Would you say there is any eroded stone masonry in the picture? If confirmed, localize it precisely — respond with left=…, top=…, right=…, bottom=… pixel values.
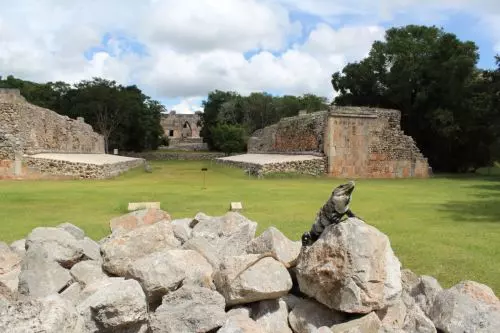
left=0, top=89, right=142, bottom=179
left=160, top=110, right=207, bottom=151
left=247, top=106, right=430, bottom=178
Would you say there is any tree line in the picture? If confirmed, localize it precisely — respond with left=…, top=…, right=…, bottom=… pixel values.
left=0, top=76, right=165, bottom=153
left=331, top=25, right=500, bottom=173
left=199, top=91, right=329, bottom=153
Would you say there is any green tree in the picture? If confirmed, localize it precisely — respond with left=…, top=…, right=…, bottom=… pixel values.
left=211, top=124, right=247, bottom=155
left=331, top=25, right=485, bottom=172
left=199, top=90, right=241, bottom=149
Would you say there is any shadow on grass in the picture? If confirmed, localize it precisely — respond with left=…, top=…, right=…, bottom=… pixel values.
left=436, top=181, right=500, bottom=223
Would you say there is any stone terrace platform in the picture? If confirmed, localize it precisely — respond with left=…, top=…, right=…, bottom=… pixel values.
left=22, top=153, right=145, bottom=179
left=215, top=153, right=325, bottom=177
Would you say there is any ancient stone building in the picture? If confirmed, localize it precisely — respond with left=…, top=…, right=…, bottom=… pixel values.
left=160, top=111, right=202, bottom=139
left=246, top=106, right=430, bottom=178
left=0, top=89, right=143, bottom=179
left=160, top=111, right=207, bottom=150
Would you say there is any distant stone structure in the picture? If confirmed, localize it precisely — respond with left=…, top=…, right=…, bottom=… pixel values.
left=160, top=111, right=207, bottom=151
left=244, top=106, right=429, bottom=178
left=0, top=89, right=143, bottom=179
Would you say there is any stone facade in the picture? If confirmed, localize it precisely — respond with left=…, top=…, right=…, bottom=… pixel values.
left=247, top=106, right=429, bottom=178
left=161, top=111, right=202, bottom=139
left=0, top=89, right=104, bottom=160
left=160, top=111, right=207, bottom=150
left=0, top=89, right=143, bottom=180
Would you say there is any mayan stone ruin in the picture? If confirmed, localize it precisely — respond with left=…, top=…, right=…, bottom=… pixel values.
left=0, top=89, right=143, bottom=179
left=160, top=110, right=207, bottom=151
left=220, top=106, right=430, bottom=178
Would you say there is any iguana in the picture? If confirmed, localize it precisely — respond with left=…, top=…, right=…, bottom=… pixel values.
left=301, top=180, right=357, bottom=246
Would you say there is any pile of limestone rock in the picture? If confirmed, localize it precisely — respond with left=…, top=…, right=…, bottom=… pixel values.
left=0, top=208, right=499, bottom=333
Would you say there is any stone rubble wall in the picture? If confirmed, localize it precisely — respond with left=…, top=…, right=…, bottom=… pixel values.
left=23, top=156, right=145, bottom=180
left=0, top=90, right=23, bottom=160
left=247, top=111, right=327, bottom=154
left=1, top=208, right=498, bottom=332
left=0, top=89, right=104, bottom=156
left=21, top=104, right=104, bottom=155
left=216, top=157, right=326, bottom=177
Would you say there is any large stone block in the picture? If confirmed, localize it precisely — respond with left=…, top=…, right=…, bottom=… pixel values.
left=296, top=218, right=402, bottom=313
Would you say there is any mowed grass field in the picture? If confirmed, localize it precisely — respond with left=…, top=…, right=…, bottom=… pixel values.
left=1, top=160, right=499, bottom=293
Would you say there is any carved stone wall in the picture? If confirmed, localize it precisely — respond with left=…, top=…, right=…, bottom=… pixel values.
left=246, top=106, right=429, bottom=178
left=160, top=111, right=202, bottom=139
left=325, top=107, right=429, bottom=178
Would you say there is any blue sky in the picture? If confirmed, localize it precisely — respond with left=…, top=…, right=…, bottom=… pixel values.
left=1, top=0, right=499, bottom=113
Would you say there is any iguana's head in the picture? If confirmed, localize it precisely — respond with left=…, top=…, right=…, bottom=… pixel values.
left=331, top=180, right=355, bottom=214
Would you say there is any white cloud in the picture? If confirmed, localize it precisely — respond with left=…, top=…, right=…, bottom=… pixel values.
left=0, top=0, right=499, bottom=114
left=167, top=97, right=205, bottom=114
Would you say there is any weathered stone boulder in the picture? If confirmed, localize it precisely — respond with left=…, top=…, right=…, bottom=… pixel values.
left=218, top=308, right=266, bottom=333
left=0, top=265, right=20, bottom=294
left=109, top=207, right=171, bottom=234
left=0, top=294, right=82, bottom=333
left=149, top=285, right=226, bottom=333
left=182, top=236, right=221, bottom=269
left=409, top=275, right=443, bottom=317
left=246, top=226, right=301, bottom=267
left=57, top=222, right=85, bottom=240
left=81, top=237, right=101, bottom=261
left=77, top=278, right=148, bottom=332
left=9, top=239, right=26, bottom=257
left=78, top=277, right=125, bottom=302
left=0, top=281, right=15, bottom=306
left=70, top=260, right=108, bottom=288
left=127, top=249, right=214, bottom=306
left=191, top=211, right=257, bottom=258
left=215, top=254, right=292, bottom=306
left=0, top=242, right=22, bottom=275
left=25, top=227, right=84, bottom=268
left=330, top=312, right=381, bottom=333
left=18, top=244, right=72, bottom=298
left=101, top=221, right=180, bottom=276
left=376, top=298, right=407, bottom=331
left=248, top=298, right=292, bottom=333
left=429, top=280, right=500, bottom=333
left=283, top=294, right=303, bottom=312
left=0, top=243, right=22, bottom=294
left=60, top=282, right=82, bottom=304
left=403, top=300, right=436, bottom=333
left=288, top=298, right=346, bottom=333
left=171, top=218, right=193, bottom=243
left=296, top=218, right=402, bottom=313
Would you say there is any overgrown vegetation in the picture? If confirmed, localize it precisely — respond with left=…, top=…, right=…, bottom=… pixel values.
left=199, top=91, right=329, bottom=150
left=331, top=25, right=500, bottom=173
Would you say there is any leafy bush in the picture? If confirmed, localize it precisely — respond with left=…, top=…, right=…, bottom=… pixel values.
left=211, top=124, right=247, bottom=155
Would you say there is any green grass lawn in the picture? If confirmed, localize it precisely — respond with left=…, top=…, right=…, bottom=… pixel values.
left=1, top=160, right=499, bottom=293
